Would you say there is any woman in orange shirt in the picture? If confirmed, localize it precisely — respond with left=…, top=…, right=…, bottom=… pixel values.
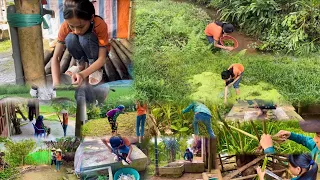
left=55, top=149, right=62, bottom=171
left=136, top=101, right=147, bottom=143
left=51, top=0, right=109, bottom=87
left=204, top=21, right=235, bottom=51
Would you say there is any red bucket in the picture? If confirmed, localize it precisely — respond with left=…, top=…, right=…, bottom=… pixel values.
left=219, top=35, right=239, bottom=49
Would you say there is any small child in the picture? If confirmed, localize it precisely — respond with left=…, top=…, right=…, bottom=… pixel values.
left=55, top=149, right=62, bottom=172
left=106, top=105, right=126, bottom=134
left=184, top=148, right=193, bottom=162
left=51, top=148, right=56, bottom=165
left=136, top=101, right=148, bottom=143
left=60, top=110, right=68, bottom=137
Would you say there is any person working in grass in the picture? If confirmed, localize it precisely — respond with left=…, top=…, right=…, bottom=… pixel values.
left=106, top=105, right=126, bottom=135
left=184, top=148, right=193, bottom=162
left=221, top=63, right=244, bottom=104
left=101, top=135, right=133, bottom=164
left=256, top=153, right=318, bottom=180
left=259, top=120, right=320, bottom=163
left=204, top=21, right=235, bottom=51
left=182, top=101, right=215, bottom=138
left=51, top=0, right=110, bottom=87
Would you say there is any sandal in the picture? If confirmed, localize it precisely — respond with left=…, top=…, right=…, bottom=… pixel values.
left=65, top=66, right=81, bottom=77
left=89, top=69, right=103, bottom=85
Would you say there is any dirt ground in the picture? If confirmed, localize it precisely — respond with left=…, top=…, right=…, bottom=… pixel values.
left=18, top=164, right=78, bottom=180
left=148, top=173, right=203, bottom=180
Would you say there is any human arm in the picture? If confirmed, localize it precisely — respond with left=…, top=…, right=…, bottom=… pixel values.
left=126, top=145, right=133, bottom=163
left=288, top=132, right=316, bottom=151
left=182, top=103, right=194, bottom=114
left=72, top=47, right=107, bottom=86
left=184, top=153, right=187, bottom=160
left=224, top=86, right=229, bottom=104
left=213, top=40, right=234, bottom=51
left=101, top=138, right=112, bottom=152
left=51, top=42, right=66, bottom=87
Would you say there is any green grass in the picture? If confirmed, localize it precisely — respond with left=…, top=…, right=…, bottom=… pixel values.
left=82, top=112, right=140, bottom=137
left=24, top=150, right=50, bottom=165
left=0, top=40, right=12, bottom=53
left=134, top=0, right=320, bottom=106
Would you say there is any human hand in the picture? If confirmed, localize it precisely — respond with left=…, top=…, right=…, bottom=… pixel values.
left=260, top=134, right=273, bottom=150
left=126, top=157, right=132, bottom=164
left=274, top=130, right=291, bottom=142
left=256, top=166, right=266, bottom=180
left=225, top=46, right=234, bottom=51
left=72, top=73, right=84, bottom=86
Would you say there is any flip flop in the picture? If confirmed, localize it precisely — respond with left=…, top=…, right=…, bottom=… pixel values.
left=65, top=66, right=81, bottom=77
left=89, top=69, right=103, bottom=85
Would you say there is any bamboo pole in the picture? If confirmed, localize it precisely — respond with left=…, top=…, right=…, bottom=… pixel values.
left=104, top=56, right=120, bottom=81
left=109, top=47, right=129, bottom=79
left=14, top=0, right=46, bottom=87
left=114, top=39, right=133, bottom=60
left=59, top=49, right=72, bottom=73
left=223, top=155, right=265, bottom=180
left=128, top=0, right=133, bottom=39
left=110, top=39, right=131, bottom=68
left=45, top=58, right=52, bottom=74
left=119, top=39, right=133, bottom=53
left=44, top=48, right=54, bottom=65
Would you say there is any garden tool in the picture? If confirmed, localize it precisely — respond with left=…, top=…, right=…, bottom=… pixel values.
left=112, top=149, right=131, bottom=166
left=264, top=169, right=283, bottom=180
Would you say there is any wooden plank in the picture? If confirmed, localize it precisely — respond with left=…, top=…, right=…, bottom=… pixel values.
left=223, top=155, right=265, bottom=180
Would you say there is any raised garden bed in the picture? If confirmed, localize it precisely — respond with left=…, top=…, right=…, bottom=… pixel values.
left=158, top=163, right=184, bottom=178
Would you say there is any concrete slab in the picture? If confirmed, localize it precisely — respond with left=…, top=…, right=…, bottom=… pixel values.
left=225, top=100, right=303, bottom=122
left=74, top=137, right=148, bottom=175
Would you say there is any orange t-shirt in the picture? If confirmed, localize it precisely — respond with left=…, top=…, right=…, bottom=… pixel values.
left=122, top=137, right=131, bottom=146
left=204, top=23, right=223, bottom=41
left=137, top=103, right=147, bottom=116
left=63, top=114, right=68, bottom=125
left=229, top=64, right=244, bottom=77
left=57, top=16, right=109, bottom=47
left=56, top=153, right=62, bottom=161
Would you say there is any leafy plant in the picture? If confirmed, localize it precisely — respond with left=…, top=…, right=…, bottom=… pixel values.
left=4, top=139, right=36, bottom=166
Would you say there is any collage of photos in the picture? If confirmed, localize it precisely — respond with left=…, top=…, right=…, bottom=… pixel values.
left=0, top=0, right=320, bottom=180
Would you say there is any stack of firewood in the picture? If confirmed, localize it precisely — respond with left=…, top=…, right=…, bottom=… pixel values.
left=44, top=38, right=133, bottom=82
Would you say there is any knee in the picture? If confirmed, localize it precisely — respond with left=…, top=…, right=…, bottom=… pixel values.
left=65, top=33, right=79, bottom=49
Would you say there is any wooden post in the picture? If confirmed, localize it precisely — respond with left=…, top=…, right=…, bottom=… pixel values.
left=211, top=137, right=217, bottom=170
left=14, top=0, right=46, bottom=87
left=208, top=137, right=212, bottom=172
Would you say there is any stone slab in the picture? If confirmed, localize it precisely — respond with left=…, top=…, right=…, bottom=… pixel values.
left=74, top=137, right=147, bottom=175
left=225, top=100, right=303, bottom=122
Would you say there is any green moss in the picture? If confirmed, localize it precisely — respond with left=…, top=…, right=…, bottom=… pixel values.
left=189, top=72, right=286, bottom=105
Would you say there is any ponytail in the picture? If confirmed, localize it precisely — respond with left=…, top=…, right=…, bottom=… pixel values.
left=288, top=154, right=318, bottom=180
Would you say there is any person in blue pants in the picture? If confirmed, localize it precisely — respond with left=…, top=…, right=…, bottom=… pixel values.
left=182, top=101, right=215, bottom=139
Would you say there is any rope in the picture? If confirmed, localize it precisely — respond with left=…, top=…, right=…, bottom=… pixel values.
left=7, top=4, right=49, bottom=29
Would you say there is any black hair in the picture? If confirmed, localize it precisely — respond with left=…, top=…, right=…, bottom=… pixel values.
left=222, top=23, right=234, bottom=33
left=288, top=154, right=318, bottom=180
left=186, top=148, right=190, bottom=151
left=221, top=70, right=232, bottom=80
left=63, top=0, right=95, bottom=20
